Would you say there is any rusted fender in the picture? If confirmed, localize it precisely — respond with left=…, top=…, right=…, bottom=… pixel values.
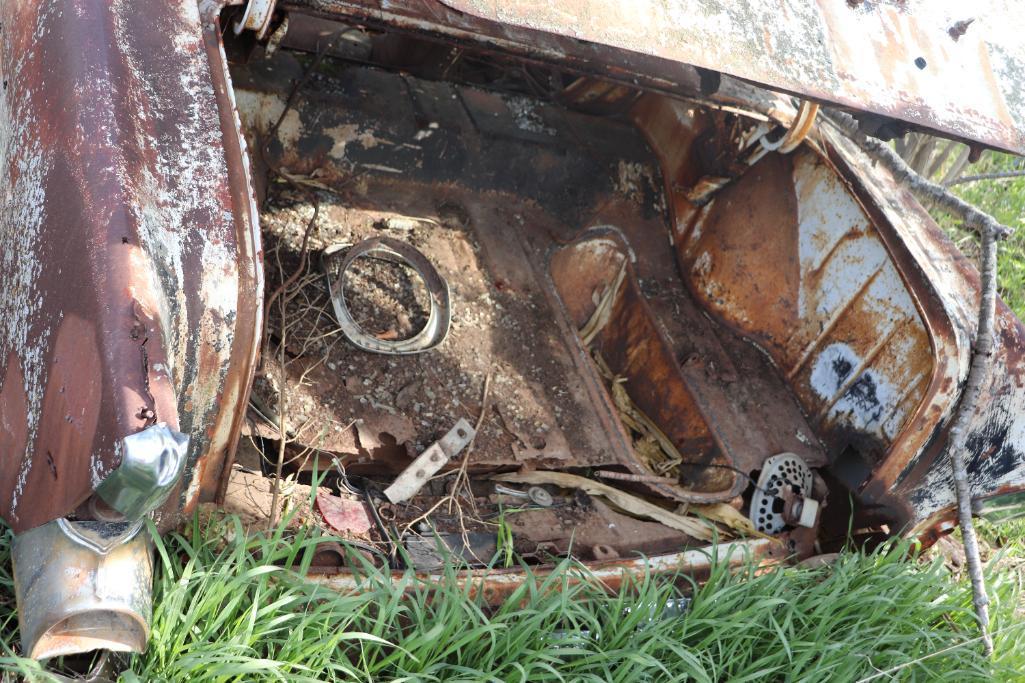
left=0, top=0, right=261, bottom=532
left=822, top=129, right=1025, bottom=533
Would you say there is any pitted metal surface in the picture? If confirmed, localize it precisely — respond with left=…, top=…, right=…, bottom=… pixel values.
left=0, top=0, right=261, bottom=532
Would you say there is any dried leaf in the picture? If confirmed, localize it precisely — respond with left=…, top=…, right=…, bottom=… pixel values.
left=688, top=503, right=772, bottom=540
left=494, top=470, right=717, bottom=541
left=594, top=353, right=683, bottom=473
left=579, top=260, right=627, bottom=346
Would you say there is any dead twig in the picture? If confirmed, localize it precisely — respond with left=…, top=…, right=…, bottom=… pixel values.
left=945, top=228, right=998, bottom=656
left=947, top=169, right=1025, bottom=187
left=447, top=368, right=493, bottom=516
left=257, top=29, right=354, bottom=373
left=268, top=286, right=289, bottom=530
left=262, top=198, right=320, bottom=365
left=397, top=370, right=493, bottom=556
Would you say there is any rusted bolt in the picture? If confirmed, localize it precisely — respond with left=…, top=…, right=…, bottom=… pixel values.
left=948, top=18, right=974, bottom=41
left=528, top=487, right=553, bottom=507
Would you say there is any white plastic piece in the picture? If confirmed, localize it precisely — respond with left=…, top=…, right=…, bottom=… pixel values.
left=797, top=497, right=819, bottom=528
left=383, top=419, right=475, bottom=503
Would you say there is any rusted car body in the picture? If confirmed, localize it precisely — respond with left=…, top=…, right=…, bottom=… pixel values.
left=1, top=0, right=1023, bottom=662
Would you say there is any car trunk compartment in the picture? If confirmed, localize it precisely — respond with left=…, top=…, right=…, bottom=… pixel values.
left=227, top=27, right=936, bottom=572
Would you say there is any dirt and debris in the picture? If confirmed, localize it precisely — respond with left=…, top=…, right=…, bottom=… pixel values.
left=212, top=468, right=334, bottom=536
left=337, top=251, right=431, bottom=341
left=226, top=44, right=844, bottom=576
left=252, top=185, right=599, bottom=471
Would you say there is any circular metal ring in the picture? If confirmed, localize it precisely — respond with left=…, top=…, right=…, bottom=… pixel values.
left=234, top=0, right=276, bottom=38
left=322, top=237, right=451, bottom=355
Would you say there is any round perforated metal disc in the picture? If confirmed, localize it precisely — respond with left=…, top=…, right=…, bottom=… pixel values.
left=750, top=453, right=813, bottom=535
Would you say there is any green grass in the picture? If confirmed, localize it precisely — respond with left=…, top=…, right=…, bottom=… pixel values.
left=0, top=515, right=1020, bottom=682
left=932, top=152, right=1025, bottom=317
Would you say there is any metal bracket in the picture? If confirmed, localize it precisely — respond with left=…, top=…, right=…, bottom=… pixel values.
left=383, top=419, right=475, bottom=503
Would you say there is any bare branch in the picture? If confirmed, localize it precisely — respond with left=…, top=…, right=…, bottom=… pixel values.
left=823, top=111, right=1013, bottom=240
left=946, top=228, right=998, bottom=656
left=947, top=169, right=1025, bottom=187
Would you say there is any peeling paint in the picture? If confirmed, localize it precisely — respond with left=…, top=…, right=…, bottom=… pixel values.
left=0, top=0, right=261, bottom=532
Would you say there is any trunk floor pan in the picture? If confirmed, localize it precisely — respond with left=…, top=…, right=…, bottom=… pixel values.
left=235, top=51, right=825, bottom=486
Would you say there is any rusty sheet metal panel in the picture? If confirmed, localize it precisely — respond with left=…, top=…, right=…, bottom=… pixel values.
left=0, top=0, right=261, bottom=532
left=909, top=305, right=1025, bottom=530
left=675, top=148, right=936, bottom=470
left=822, top=130, right=1025, bottom=531
left=440, top=0, right=1025, bottom=154
left=310, top=538, right=784, bottom=604
left=629, top=97, right=967, bottom=529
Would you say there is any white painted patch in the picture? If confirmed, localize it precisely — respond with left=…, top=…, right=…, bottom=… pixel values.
left=793, top=154, right=886, bottom=319
left=0, top=3, right=63, bottom=518
left=693, top=251, right=712, bottom=278
left=810, top=341, right=899, bottom=441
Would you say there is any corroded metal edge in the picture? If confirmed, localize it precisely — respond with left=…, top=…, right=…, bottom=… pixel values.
left=309, top=538, right=785, bottom=604
left=13, top=519, right=153, bottom=660
left=824, top=128, right=1025, bottom=534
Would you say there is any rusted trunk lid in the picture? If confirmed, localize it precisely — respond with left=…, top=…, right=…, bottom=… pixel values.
left=439, top=0, right=1025, bottom=154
